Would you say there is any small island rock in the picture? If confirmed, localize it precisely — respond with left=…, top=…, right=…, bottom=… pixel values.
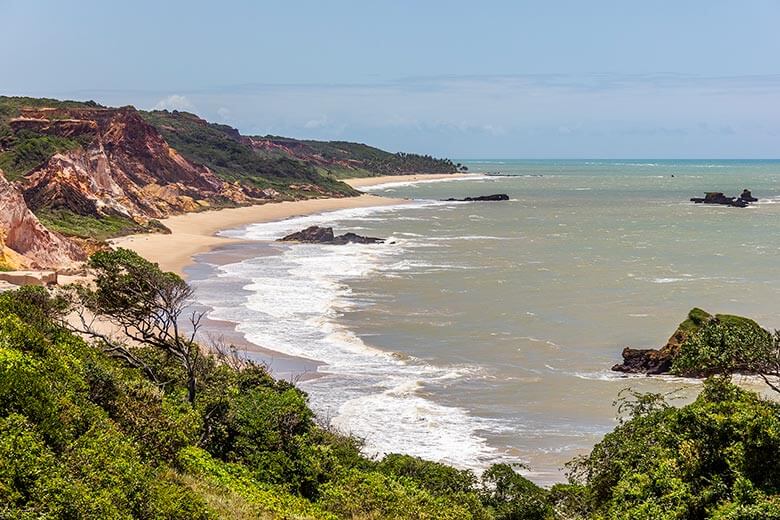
left=444, top=194, right=510, bottom=202
left=279, top=226, right=384, bottom=245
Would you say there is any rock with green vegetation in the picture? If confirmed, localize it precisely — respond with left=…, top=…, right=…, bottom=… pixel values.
left=612, top=308, right=771, bottom=377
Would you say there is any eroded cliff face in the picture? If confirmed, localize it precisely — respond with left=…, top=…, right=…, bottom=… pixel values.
left=15, top=107, right=254, bottom=220
left=0, top=169, right=85, bottom=270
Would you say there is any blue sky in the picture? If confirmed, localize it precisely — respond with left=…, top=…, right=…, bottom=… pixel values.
left=2, top=0, right=780, bottom=158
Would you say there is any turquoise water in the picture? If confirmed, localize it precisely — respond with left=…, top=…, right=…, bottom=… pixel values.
left=193, top=159, right=780, bottom=485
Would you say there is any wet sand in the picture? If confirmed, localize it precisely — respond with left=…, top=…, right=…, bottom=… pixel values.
left=112, top=193, right=406, bottom=274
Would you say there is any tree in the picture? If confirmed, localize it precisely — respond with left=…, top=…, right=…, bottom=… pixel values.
left=672, top=317, right=780, bottom=393
left=67, top=248, right=204, bottom=403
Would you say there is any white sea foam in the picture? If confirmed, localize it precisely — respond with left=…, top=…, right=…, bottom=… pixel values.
left=193, top=202, right=500, bottom=470
left=358, top=174, right=491, bottom=192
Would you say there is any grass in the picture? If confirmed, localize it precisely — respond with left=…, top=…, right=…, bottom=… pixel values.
left=0, top=133, right=86, bottom=181
left=35, top=209, right=169, bottom=241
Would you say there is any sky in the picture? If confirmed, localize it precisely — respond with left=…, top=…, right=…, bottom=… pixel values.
left=2, top=0, right=780, bottom=158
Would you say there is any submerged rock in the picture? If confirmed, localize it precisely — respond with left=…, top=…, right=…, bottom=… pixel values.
left=279, top=226, right=384, bottom=244
left=444, top=194, right=510, bottom=202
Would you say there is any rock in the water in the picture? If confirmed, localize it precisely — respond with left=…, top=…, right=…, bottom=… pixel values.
left=330, top=232, right=384, bottom=245
left=690, top=191, right=753, bottom=207
left=740, top=189, right=758, bottom=203
left=444, top=194, right=510, bottom=202
left=612, top=308, right=712, bottom=374
left=612, top=347, right=675, bottom=375
left=279, top=226, right=384, bottom=244
left=279, top=226, right=335, bottom=243
left=611, top=308, right=768, bottom=376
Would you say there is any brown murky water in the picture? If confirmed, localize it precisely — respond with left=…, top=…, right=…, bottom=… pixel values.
left=191, top=160, right=780, bottom=485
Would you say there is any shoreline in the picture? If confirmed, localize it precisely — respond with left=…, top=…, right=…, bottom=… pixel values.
left=345, top=172, right=474, bottom=188
left=113, top=173, right=476, bottom=275
left=110, top=173, right=472, bottom=377
left=113, top=193, right=406, bottom=275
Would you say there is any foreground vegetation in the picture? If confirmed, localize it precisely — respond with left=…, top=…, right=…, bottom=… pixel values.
left=1, top=250, right=779, bottom=518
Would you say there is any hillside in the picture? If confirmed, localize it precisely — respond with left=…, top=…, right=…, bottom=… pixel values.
left=246, top=135, right=464, bottom=178
left=140, top=110, right=359, bottom=196
left=0, top=96, right=460, bottom=267
left=142, top=109, right=460, bottom=181
left=2, top=253, right=780, bottom=519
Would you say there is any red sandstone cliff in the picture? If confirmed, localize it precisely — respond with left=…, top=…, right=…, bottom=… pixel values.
left=0, top=169, right=85, bottom=270
left=15, top=107, right=254, bottom=221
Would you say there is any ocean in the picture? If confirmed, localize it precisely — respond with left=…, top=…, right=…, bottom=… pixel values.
left=187, top=159, right=780, bottom=485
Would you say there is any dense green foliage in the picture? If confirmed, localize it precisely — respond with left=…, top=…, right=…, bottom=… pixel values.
left=565, top=379, right=780, bottom=519
left=2, top=251, right=779, bottom=518
left=672, top=312, right=773, bottom=376
left=36, top=209, right=169, bottom=240
left=0, top=256, right=550, bottom=519
left=257, top=136, right=459, bottom=178
left=141, top=110, right=358, bottom=197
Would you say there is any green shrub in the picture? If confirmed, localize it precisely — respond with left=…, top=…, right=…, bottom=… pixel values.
left=672, top=315, right=773, bottom=376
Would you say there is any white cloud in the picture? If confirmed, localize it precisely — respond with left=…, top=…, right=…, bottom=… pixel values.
left=153, top=94, right=195, bottom=111
left=304, top=116, right=328, bottom=129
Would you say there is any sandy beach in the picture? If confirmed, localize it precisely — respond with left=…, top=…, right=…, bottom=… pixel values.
left=108, top=173, right=469, bottom=376
left=113, top=193, right=405, bottom=274
left=113, top=173, right=472, bottom=275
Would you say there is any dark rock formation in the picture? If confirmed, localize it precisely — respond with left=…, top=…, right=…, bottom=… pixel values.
left=279, top=226, right=384, bottom=245
left=444, top=194, right=510, bottom=202
left=330, top=232, right=385, bottom=245
left=613, top=308, right=713, bottom=375
left=740, top=189, right=758, bottom=203
left=612, top=308, right=767, bottom=376
left=690, top=191, right=756, bottom=208
left=613, top=347, right=675, bottom=375
left=279, top=226, right=335, bottom=243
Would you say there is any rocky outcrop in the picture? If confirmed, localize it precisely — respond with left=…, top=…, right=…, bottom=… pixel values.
left=17, top=107, right=254, bottom=221
left=690, top=190, right=758, bottom=208
left=0, top=169, right=84, bottom=269
left=278, top=226, right=384, bottom=244
left=444, top=194, right=510, bottom=202
left=612, top=308, right=712, bottom=375
left=740, top=189, right=758, bottom=203
left=612, top=308, right=767, bottom=376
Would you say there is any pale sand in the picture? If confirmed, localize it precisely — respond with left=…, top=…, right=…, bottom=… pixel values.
left=344, top=172, right=474, bottom=188
left=112, top=193, right=407, bottom=275
left=87, top=174, right=472, bottom=376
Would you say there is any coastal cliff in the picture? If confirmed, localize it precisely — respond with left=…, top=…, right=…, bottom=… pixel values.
left=16, top=106, right=254, bottom=220
left=0, top=168, right=84, bottom=269
left=0, top=96, right=458, bottom=270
